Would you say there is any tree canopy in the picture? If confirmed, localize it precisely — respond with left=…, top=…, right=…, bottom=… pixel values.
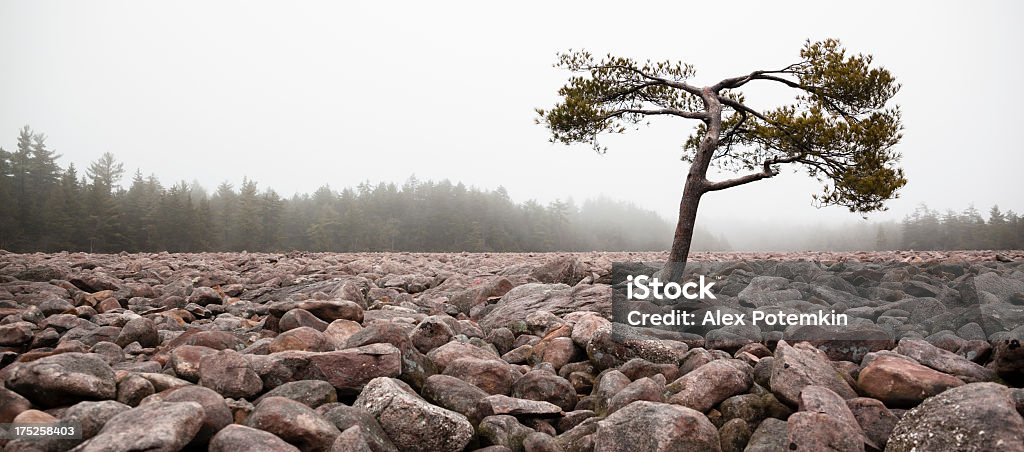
left=538, top=39, right=908, bottom=268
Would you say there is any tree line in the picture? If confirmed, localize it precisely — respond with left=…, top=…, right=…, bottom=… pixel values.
left=1, top=126, right=1020, bottom=253
left=1, top=126, right=702, bottom=253
left=899, top=204, right=1024, bottom=251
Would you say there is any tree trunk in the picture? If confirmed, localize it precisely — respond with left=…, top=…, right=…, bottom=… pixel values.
left=665, top=176, right=704, bottom=281
left=664, top=87, right=722, bottom=282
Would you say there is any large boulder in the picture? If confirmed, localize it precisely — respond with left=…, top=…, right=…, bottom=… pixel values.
left=887, top=383, right=1024, bottom=451
left=592, top=401, right=721, bottom=452
left=857, top=354, right=964, bottom=408
left=353, top=377, right=474, bottom=452
left=895, top=338, right=996, bottom=382
left=5, top=352, right=117, bottom=407
left=199, top=349, right=264, bottom=399
left=73, top=401, right=205, bottom=452
left=480, top=284, right=610, bottom=331
left=786, top=385, right=867, bottom=452
left=667, top=359, right=752, bottom=413
left=209, top=424, right=300, bottom=452
left=246, top=396, right=341, bottom=451
left=770, top=341, right=856, bottom=407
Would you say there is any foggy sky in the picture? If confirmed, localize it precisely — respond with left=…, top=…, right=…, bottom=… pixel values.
left=1, top=1, right=1021, bottom=228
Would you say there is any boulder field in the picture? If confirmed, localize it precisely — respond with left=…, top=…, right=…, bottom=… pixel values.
left=0, top=250, right=1022, bottom=451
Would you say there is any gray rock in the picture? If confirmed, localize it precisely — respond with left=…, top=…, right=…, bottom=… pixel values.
left=209, top=424, right=300, bottom=452
left=142, top=385, right=233, bottom=446
left=199, top=349, right=264, bottom=399
left=887, top=382, right=1024, bottom=451
left=353, top=377, right=474, bottom=452
left=254, top=379, right=338, bottom=408
left=479, top=415, right=535, bottom=451
left=592, top=401, right=721, bottom=452
left=512, top=370, right=577, bottom=412
left=5, top=352, right=117, bottom=407
left=73, top=401, right=205, bottom=452
left=246, top=396, right=341, bottom=451
left=770, top=341, right=856, bottom=407
left=321, top=405, right=398, bottom=452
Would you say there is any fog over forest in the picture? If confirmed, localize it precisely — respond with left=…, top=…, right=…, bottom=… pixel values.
left=1, top=126, right=1020, bottom=253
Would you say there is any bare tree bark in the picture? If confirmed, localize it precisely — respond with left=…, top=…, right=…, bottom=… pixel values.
left=665, top=87, right=723, bottom=281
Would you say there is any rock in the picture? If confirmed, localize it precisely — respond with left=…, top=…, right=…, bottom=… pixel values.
left=306, top=343, right=403, bottom=394
left=847, top=397, right=898, bottom=450
left=718, top=392, right=792, bottom=426
left=570, top=313, right=610, bottom=348
left=246, top=396, right=341, bottom=451
left=477, top=394, right=563, bottom=417
left=74, top=401, right=205, bottom=452
left=895, top=338, right=995, bottom=382
left=586, top=324, right=688, bottom=370
left=254, top=379, right=338, bottom=408
left=479, top=415, right=536, bottom=451
left=267, top=299, right=364, bottom=323
left=993, top=337, right=1024, bottom=385
left=15, top=400, right=132, bottom=451
left=442, top=357, right=518, bottom=395
left=410, top=316, right=456, bottom=354
left=512, top=370, right=577, bottom=412
left=530, top=256, right=587, bottom=286
left=887, top=382, right=1024, bottom=451
left=719, top=418, right=751, bottom=452
left=427, top=341, right=501, bottom=371
left=523, top=432, right=563, bottom=452
left=738, top=276, right=802, bottom=307
left=0, top=321, right=34, bottom=346
left=442, top=276, right=514, bottom=315
left=115, top=373, right=155, bottom=406
left=535, top=336, right=580, bottom=371
left=786, top=411, right=865, bottom=452
left=344, top=322, right=436, bottom=389
left=745, top=418, right=788, bottom=452
left=269, top=326, right=331, bottom=353
left=142, top=385, right=233, bottom=446
left=169, top=345, right=218, bottom=382
left=421, top=374, right=490, bottom=423
left=593, top=401, right=721, bottom=452
left=321, top=404, right=398, bottom=452
left=5, top=352, right=117, bottom=407
left=279, top=308, right=330, bottom=332
left=606, top=377, right=664, bottom=414
left=667, top=359, right=752, bottom=413
left=857, top=354, right=964, bottom=407
left=0, top=387, right=32, bottom=423
left=480, top=284, right=609, bottom=331
left=787, top=385, right=867, bottom=451
left=784, top=323, right=893, bottom=362
left=332, top=426, right=376, bottom=452
left=209, top=424, right=300, bottom=452
left=13, top=408, right=57, bottom=423
left=959, top=272, right=1024, bottom=304
left=323, top=319, right=363, bottom=348
left=199, top=349, right=264, bottom=399
left=770, top=341, right=856, bottom=407
left=353, top=377, right=474, bottom=452
left=187, top=286, right=223, bottom=306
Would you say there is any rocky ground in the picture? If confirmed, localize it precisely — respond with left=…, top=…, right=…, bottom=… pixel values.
left=0, top=250, right=1023, bottom=452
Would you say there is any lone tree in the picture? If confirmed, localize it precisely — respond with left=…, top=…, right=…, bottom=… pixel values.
left=538, top=39, right=905, bottom=277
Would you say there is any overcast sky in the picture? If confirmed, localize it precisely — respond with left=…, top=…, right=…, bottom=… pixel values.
left=1, top=1, right=1021, bottom=227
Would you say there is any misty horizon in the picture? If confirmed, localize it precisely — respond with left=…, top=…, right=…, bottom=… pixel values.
left=2, top=1, right=1022, bottom=233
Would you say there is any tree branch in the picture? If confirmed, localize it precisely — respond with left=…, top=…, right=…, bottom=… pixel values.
left=703, top=154, right=804, bottom=192
left=584, top=64, right=703, bottom=96
left=600, top=108, right=707, bottom=121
